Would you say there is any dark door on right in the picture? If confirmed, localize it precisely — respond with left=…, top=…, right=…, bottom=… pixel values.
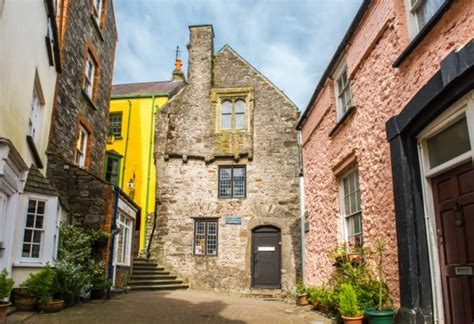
left=251, top=226, right=281, bottom=288
left=432, top=161, right=474, bottom=324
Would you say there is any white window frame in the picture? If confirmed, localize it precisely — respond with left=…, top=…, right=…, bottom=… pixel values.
left=339, top=168, right=363, bottom=247
left=15, top=194, right=60, bottom=266
left=84, top=54, right=96, bottom=99
left=92, top=0, right=103, bottom=26
left=75, top=125, right=88, bottom=168
left=28, top=75, right=45, bottom=145
left=114, top=212, right=132, bottom=266
left=416, top=92, right=474, bottom=324
left=404, top=0, right=446, bottom=39
left=333, top=60, right=353, bottom=122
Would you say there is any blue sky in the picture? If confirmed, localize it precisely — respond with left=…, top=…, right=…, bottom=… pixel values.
left=113, top=0, right=362, bottom=110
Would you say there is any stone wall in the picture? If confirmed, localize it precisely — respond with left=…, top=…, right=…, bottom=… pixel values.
left=152, top=25, right=301, bottom=293
left=48, top=0, right=117, bottom=178
left=301, top=0, right=473, bottom=306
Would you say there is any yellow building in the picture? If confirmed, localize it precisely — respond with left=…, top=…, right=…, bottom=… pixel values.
left=106, top=78, right=185, bottom=253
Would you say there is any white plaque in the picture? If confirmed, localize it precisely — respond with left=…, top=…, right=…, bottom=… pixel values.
left=258, top=246, right=275, bottom=252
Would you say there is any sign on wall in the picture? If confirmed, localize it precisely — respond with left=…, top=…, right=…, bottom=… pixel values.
left=225, top=216, right=241, bottom=225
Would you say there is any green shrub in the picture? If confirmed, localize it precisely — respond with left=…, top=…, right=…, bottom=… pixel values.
left=0, top=268, right=14, bottom=300
left=21, top=265, right=56, bottom=304
left=295, top=281, right=307, bottom=295
left=338, top=283, right=361, bottom=317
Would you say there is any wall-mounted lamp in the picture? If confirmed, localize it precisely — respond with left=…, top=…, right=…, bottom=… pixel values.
left=106, top=131, right=115, bottom=144
left=127, top=178, right=135, bottom=189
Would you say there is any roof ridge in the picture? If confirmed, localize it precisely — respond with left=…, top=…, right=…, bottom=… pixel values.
left=113, top=80, right=179, bottom=87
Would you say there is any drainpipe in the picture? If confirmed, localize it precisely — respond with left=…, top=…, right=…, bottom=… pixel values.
left=107, top=185, right=120, bottom=299
left=120, top=100, right=132, bottom=188
left=143, top=95, right=156, bottom=251
left=297, top=131, right=305, bottom=282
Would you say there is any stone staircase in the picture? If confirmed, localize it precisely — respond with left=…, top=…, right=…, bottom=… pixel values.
left=129, top=258, right=189, bottom=291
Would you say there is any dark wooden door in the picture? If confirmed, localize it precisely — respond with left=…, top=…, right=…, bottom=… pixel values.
left=432, top=161, right=474, bottom=324
left=251, top=227, right=281, bottom=288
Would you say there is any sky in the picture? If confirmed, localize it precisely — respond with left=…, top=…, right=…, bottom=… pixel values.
left=113, top=0, right=363, bottom=110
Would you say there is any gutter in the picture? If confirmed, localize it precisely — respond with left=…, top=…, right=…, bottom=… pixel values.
left=296, top=0, right=371, bottom=130
left=107, top=185, right=120, bottom=298
left=111, top=93, right=168, bottom=100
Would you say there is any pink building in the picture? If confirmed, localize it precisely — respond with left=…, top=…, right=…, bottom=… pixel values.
left=297, top=0, right=473, bottom=323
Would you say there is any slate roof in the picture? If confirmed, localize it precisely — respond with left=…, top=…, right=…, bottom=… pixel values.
left=24, top=166, right=58, bottom=196
left=112, top=80, right=185, bottom=97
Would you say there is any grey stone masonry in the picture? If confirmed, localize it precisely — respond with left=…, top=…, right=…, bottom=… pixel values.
left=152, top=25, right=301, bottom=294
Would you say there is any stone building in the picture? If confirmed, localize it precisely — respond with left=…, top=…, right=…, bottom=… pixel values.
left=297, top=0, right=473, bottom=322
left=0, top=0, right=61, bottom=284
left=151, top=25, right=302, bottom=293
left=46, top=0, right=138, bottom=288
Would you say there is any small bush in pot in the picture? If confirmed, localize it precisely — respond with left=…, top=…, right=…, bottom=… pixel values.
left=338, top=283, right=363, bottom=324
left=307, top=286, right=322, bottom=309
left=22, top=265, right=64, bottom=313
left=295, top=281, right=309, bottom=305
left=0, top=268, right=14, bottom=321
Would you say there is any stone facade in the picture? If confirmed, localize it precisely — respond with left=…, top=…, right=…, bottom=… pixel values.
left=48, top=0, right=117, bottom=177
left=152, top=25, right=301, bottom=293
left=298, top=0, right=473, bottom=321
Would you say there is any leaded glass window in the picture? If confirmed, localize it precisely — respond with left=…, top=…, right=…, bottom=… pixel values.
left=218, top=166, right=246, bottom=198
left=194, top=219, right=218, bottom=256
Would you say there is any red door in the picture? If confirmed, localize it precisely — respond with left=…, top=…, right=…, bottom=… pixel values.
left=432, top=161, right=474, bottom=324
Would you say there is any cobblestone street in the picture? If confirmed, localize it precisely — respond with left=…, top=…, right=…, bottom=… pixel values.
left=7, top=290, right=333, bottom=324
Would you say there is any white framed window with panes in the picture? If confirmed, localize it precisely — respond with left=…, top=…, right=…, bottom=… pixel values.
left=92, top=0, right=103, bottom=26
left=193, top=219, right=218, bottom=256
left=75, top=125, right=89, bottom=168
left=339, top=168, right=363, bottom=247
left=83, top=53, right=97, bottom=100
left=28, top=74, right=45, bottom=145
left=16, top=194, right=61, bottom=265
left=405, top=0, right=446, bottom=39
left=114, top=212, right=133, bottom=266
left=333, top=60, right=353, bottom=121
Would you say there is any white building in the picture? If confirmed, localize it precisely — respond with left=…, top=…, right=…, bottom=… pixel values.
left=0, top=0, right=62, bottom=284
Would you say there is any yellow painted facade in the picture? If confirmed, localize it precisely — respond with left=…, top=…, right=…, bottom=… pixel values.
left=106, top=94, right=169, bottom=252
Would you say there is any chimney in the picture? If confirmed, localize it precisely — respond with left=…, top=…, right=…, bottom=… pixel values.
left=187, top=25, right=214, bottom=87
left=172, top=46, right=185, bottom=81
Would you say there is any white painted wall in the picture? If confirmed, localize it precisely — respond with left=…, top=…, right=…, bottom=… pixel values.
left=0, top=0, right=57, bottom=168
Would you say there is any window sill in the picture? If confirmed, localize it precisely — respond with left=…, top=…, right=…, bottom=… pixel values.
left=329, top=106, right=356, bottom=137
left=13, top=261, right=51, bottom=268
left=393, top=0, right=453, bottom=67
left=26, top=135, right=44, bottom=169
left=90, top=14, right=104, bottom=42
left=82, top=89, right=99, bottom=110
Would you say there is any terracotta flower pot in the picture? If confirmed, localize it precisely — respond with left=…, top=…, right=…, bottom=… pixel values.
left=0, top=302, right=12, bottom=323
left=311, top=300, right=319, bottom=310
left=14, top=292, right=37, bottom=311
left=297, top=294, right=308, bottom=305
left=38, top=299, right=64, bottom=313
left=341, top=314, right=364, bottom=324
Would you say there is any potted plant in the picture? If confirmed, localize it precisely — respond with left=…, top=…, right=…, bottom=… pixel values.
left=295, top=281, right=309, bottom=305
left=90, top=279, right=111, bottom=300
left=318, top=287, right=337, bottom=314
left=364, top=240, right=394, bottom=323
left=0, top=268, right=14, bottom=321
left=22, top=265, right=64, bottom=313
left=338, top=283, right=364, bottom=324
left=307, top=286, right=321, bottom=310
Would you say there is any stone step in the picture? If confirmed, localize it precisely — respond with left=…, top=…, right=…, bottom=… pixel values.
left=132, top=264, right=164, bottom=270
left=129, top=284, right=189, bottom=291
left=128, top=279, right=183, bottom=286
left=131, top=273, right=177, bottom=279
left=131, top=270, right=170, bottom=275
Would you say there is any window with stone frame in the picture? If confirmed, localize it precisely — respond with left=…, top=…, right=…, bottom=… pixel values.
left=194, top=219, right=218, bottom=256
left=405, top=0, right=445, bottom=39
left=218, top=166, right=246, bottom=198
left=340, top=168, right=363, bottom=247
left=104, top=153, right=121, bottom=185
left=75, top=125, right=89, bottom=168
left=334, top=63, right=353, bottom=121
left=21, top=199, right=46, bottom=259
left=92, top=0, right=104, bottom=27
left=108, top=112, right=122, bottom=138
left=83, top=51, right=97, bottom=100
left=219, top=98, right=246, bottom=130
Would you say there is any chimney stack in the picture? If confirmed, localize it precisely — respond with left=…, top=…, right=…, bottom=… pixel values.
left=172, top=46, right=185, bottom=81
left=187, top=25, right=214, bottom=86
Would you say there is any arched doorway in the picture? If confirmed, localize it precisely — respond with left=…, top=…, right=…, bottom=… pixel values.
left=251, top=226, right=281, bottom=288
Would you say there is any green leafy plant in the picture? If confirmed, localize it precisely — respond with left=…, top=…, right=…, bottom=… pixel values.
left=21, top=265, right=56, bottom=304
left=295, top=281, right=307, bottom=295
left=338, top=283, right=362, bottom=317
left=374, top=239, right=392, bottom=311
left=0, top=268, right=14, bottom=301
